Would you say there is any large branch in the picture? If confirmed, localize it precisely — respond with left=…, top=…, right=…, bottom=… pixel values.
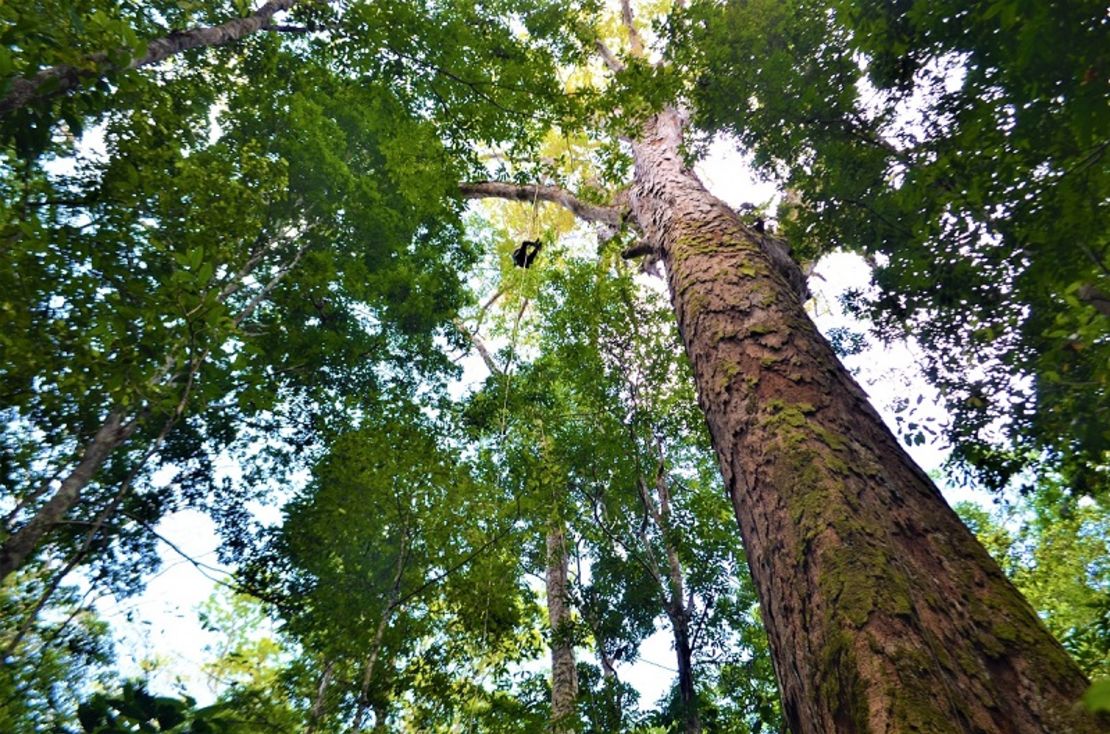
left=595, top=40, right=624, bottom=73
left=453, top=318, right=502, bottom=376
left=458, top=181, right=624, bottom=225
left=0, top=0, right=299, bottom=116
left=621, top=0, right=645, bottom=58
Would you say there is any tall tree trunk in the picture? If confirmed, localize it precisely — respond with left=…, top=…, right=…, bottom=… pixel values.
left=628, top=107, right=1099, bottom=733
left=546, top=522, right=578, bottom=733
left=349, top=604, right=392, bottom=732
left=350, top=532, right=407, bottom=733
left=0, top=410, right=135, bottom=582
left=582, top=599, right=624, bottom=729
left=0, top=0, right=299, bottom=116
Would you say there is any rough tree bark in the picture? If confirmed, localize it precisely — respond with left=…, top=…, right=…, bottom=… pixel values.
left=546, top=522, right=579, bottom=733
left=627, top=106, right=1100, bottom=734
left=0, top=0, right=299, bottom=116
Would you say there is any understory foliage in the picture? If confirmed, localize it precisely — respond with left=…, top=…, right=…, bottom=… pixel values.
left=0, top=0, right=1106, bottom=731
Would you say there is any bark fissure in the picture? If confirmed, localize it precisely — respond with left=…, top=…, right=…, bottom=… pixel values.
left=627, top=106, right=1098, bottom=734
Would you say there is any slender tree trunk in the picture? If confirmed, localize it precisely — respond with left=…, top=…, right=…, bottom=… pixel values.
left=0, top=0, right=299, bottom=116
left=597, top=644, right=623, bottom=728
left=628, top=107, right=1100, bottom=733
left=305, top=659, right=335, bottom=734
left=0, top=411, right=135, bottom=582
left=638, top=468, right=701, bottom=734
left=349, top=608, right=391, bottom=732
left=656, top=478, right=701, bottom=734
left=350, top=532, right=407, bottom=733
left=546, top=522, right=578, bottom=733
left=582, top=600, right=624, bottom=729
left=669, top=610, right=699, bottom=734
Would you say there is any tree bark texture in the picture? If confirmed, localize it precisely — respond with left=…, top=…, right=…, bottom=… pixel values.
left=546, top=523, right=579, bottom=733
left=0, top=410, right=134, bottom=583
left=0, top=0, right=298, bottom=116
left=629, top=108, right=1100, bottom=734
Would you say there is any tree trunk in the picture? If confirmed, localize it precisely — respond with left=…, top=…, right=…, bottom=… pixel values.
left=628, top=107, right=1099, bottom=733
left=640, top=468, right=701, bottom=734
left=349, top=613, right=390, bottom=732
left=0, top=410, right=135, bottom=582
left=546, top=523, right=578, bottom=732
left=350, top=532, right=407, bottom=733
left=667, top=600, right=699, bottom=734
left=0, top=0, right=299, bottom=116
left=657, top=496, right=700, bottom=734
left=305, top=659, right=335, bottom=734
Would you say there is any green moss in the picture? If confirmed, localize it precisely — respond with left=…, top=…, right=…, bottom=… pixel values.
left=993, top=619, right=1019, bottom=643
left=715, top=362, right=741, bottom=392
left=684, top=291, right=708, bottom=323
left=819, top=633, right=872, bottom=733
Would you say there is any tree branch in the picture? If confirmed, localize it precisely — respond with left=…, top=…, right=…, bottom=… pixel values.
left=453, top=318, right=502, bottom=376
left=621, top=0, right=645, bottom=58
left=620, top=242, right=656, bottom=259
left=0, top=0, right=299, bottom=116
left=459, top=181, right=624, bottom=225
left=595, top=40, right=624, bottom=73
left=263, top=23, right=313, bottom=34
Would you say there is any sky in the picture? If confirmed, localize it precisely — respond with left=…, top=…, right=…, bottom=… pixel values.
left=88, top=134, right=995, bottom=712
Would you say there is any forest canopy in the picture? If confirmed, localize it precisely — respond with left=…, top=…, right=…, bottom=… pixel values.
left=0, top=0, right=1106, bottom=732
